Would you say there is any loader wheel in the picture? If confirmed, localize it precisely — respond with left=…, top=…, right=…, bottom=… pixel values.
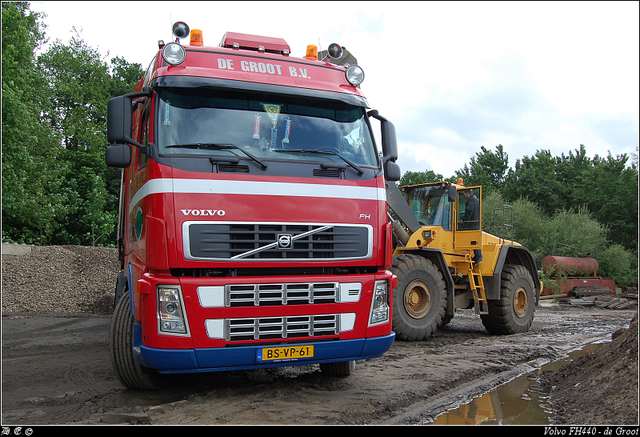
left=110, top=291, right=168, bottom=390
left=390, top=254, right=447, bottom=341
left=481, top=265, right=535, bottom=335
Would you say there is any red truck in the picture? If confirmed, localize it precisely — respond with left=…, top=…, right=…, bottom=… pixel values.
left=105, top=22, right=401, bottom=389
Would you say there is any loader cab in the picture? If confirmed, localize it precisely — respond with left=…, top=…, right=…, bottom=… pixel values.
left=400, top=181, right=483, bottom=255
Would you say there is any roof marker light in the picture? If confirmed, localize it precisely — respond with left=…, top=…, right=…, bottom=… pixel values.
left=305, top=45, right=318, bottom=60
left=190, top=29, right=203, bottom=46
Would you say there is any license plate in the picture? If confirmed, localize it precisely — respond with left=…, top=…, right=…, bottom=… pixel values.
left=257, top=345, right=314, bottom=362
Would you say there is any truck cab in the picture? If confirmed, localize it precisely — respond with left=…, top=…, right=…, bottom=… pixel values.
left=106, top=23, right=400, bottom=389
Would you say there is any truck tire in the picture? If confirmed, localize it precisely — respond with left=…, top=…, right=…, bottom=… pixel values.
left=113, top=270, right=127, bottom=309
left=109, top=291, right=167, bottom=390
left=320, top=360, right=355, bottom=376
left=481, top=265, right=535, bottom=335
left=390, top=254, right=447, bottom=341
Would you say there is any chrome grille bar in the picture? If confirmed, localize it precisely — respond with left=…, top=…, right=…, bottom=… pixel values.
left=226, top=314, right=339, bottom=341
left=227, top=282, right=339, bottom=306
left=183, top=222, right=372, bottom=261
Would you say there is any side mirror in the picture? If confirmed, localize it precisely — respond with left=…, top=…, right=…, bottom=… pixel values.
left=380, top=119, right=398, bottom=163
left=448, top=186, right=457, bottom=202
left=107, top=96, right=133, bottom=145
left=368, top=110, right=398, bottom=163
left=107, top=88, right=151, bottom=147
left=368, top=110, right=400, bottom=181
left=105, top=144, right=132, bottom=168
left=384, top=161, right=401, bottom=181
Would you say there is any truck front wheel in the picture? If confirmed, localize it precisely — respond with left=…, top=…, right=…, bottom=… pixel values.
left=109, top=292, right=167, bottom=390
left=481, top=265, right=535, bottom=335
left=390, top=254, right=447, bottom=341
left=320, top=360, right=355, bottom=376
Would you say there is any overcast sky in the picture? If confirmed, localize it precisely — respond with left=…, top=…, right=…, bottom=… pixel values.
left=30, top=1, right=639, bottom=178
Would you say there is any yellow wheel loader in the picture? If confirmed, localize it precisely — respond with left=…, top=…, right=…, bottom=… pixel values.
left=386, top=180, right=540, bottom=340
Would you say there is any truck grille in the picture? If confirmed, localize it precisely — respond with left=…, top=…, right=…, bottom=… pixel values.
left=226, top=314, right=339, bottom=341
left=228, top=282, right=338, bottom=306
left=184, top=223, right=371, bottom=261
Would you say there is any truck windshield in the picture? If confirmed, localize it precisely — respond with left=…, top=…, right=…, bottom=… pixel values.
left=155, top=87, right=378, bottom=167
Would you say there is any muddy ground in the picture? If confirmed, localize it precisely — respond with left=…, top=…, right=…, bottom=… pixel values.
left=1, top=246, right=638, bottom=426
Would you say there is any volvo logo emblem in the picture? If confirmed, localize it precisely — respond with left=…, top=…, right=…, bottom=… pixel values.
left=277, top=234, right=292, bottom=249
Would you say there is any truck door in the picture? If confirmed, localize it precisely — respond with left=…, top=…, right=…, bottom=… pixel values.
left=454, top=186, right=482, bottom=252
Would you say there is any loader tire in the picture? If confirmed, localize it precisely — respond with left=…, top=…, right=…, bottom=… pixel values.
left=110, top=291, right=168, bottom=390
left=390, top=254, right=447, bottom=341
left=481, top=265, right=535, bottom=335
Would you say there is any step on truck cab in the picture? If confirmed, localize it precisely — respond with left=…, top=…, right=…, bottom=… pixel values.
left=106, top=22, right=400, bottom=389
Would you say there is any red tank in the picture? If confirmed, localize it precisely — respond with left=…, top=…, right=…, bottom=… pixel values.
left=542, top=256, right=599, bottom=277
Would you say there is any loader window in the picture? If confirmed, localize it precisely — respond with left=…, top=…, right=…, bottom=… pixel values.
left=405, top=185, right=452, bottom=231
left=457, top=188, right=481, bottom=230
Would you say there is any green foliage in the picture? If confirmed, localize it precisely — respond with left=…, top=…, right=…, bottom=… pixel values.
left=455, top=145, right=509, bottom=194
left=398, top=169, right=444, bottom=187
left=2, top=2, right=143, bottom=246
left=2, top=2, right=67, bottom=244
left=481, top=191, right=635, bottom=285
left=503, top=144, right=638, bottom=253
left=482, top=192, right=548, bottom=262
left=546, top=208, right=609, bottom=260
left=598, top=245, right=638, bottom=286
left=584, top=153, right=638, bottom=252
left=503, top=149, right=566, bottom=214
left=38, top=30, right=110, bottom=151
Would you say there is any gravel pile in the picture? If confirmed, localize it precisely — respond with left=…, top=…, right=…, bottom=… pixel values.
left=2, top=245, right=119, bottom=315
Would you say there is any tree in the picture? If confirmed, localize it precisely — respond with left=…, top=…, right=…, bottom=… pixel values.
left=38, top=29, right=110, bottom=152
left=482, top=191, right=550, bottom=263
left=482, top=192, right=621, bottom=280
left=583, top=153, right=638, bottom=253
left=109, top=56, right=144, bottom=97
left=503, top=149, right=566, bottom=216
left=398, top=169, right=444, bottom=187
left=455, top=145, right=509, bottom=194
left=503, top=145, right=638, bottom=254
left=598, top=245, right=638, bottom=286
left=37, top=31, right=143, bottom=246
left=553, top=144, right=592, bottom=208
left=2, top=2, right=68, bottom=244
left=2, top=3, right=143, bottom=246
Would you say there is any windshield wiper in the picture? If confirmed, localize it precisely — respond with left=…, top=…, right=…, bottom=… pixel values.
left=274, top=149, right=364, bottom=175
left=166, top=143, right=267, bottom=170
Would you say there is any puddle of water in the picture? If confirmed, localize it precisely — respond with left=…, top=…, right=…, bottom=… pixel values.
left=429, top=343, right=604, bottom=425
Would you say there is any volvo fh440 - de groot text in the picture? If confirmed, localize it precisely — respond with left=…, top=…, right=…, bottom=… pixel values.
left=106, top=22, right=401, bottom=389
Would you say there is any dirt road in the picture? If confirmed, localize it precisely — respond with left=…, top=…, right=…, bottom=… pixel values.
left=2, top=305, right=635, bottom=425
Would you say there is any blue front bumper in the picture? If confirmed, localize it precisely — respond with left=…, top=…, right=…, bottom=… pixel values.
left=133, top=328, right=395, bottom=374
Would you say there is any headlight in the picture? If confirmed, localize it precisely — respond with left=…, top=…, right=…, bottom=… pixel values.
left=369, top=280, right=390, bottom=326
left=346, top=65, right=365, bottom=86
left=158, top=286, right=189, bottom=334
left=162, top=42, right=186, bottom=66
